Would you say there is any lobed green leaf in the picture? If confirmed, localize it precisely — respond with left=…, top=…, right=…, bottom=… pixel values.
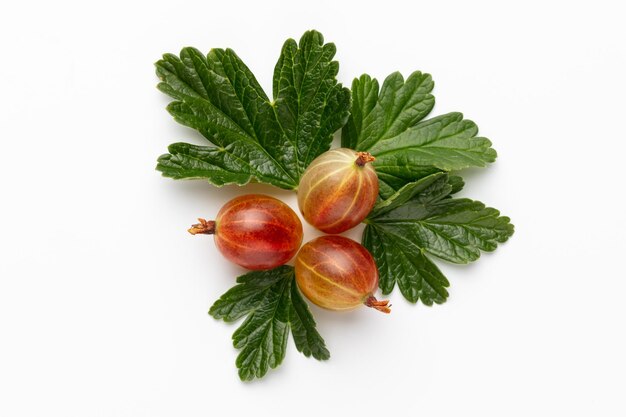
left=232, top=278, right=291, bottom=381
left=342, top=72, right=497, bottom=197
left=209, top=267, right=291, bottom=322
left=156, top=30, right=350, bottom=190
left=209, top=266, right=329, bottom=381
left=273, top=30, right=351, bottom=178
left=364, top=173, right=514, bottom=304
left=363, top=225, right=449, bottom=305
left=289, top=281, right=330, bottom=360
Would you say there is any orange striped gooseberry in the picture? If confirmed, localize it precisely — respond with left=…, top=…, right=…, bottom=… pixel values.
left=297, top=148, right=378, bottom=234
left=295, top=235, right=390, bottom=313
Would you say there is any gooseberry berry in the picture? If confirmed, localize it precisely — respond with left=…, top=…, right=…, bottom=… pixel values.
left=188, top=194, right=303, bottom=270
left=294, top=235, right=390, bottom=313
left=297, top=148, right=379, bottom=234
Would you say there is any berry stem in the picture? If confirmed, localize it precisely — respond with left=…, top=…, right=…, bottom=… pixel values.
left=364, top=295, right=391, bottom=314
left=355, top=152, right=376, bottom=167
left=188, top=218, right=216, bottom=235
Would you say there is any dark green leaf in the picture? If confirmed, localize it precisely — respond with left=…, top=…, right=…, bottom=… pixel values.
left=368, top=112, right=497, bottom=172
left=342, top=72, right=497, bottom=196
left=364, top=173, right=514, bottom=304
left=375, top=165, right=443, bottom=200
left=368, top=172, right=449, bottom=218
left=363, top=225, right=449, bottom=305
left=156, top=143, right=255, bottom=186
left=342, top=72, right=434, bottom=151
left=273, top=30, right=351, bottom=178
left=289, top=282, right=330, bottom=360
left=447, top=175, right=465, bottom=195
left=209, top=266, right=291, bottom=322
left=209, top=266, right=329, bottom=381
left=156, top=31, right=350, bottom=189
left=232, top=277, right=291, bottom=381
left=156, top=48, right=295, bottom=188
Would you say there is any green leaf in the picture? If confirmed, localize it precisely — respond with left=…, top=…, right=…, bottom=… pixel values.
left=342, top=72, right=435, bottom=151
left=209, top=266, right=289, bottom=322
left=363, top=226, right=449, bottom=305
left=363, top=173, right=514, bottom=304
left=368, top=112, right=497, bottom=171
left=209, top=266, right=329, bottom=381
left=273, top=30, right=351, bottom=178
left=342, top=72, right=496, bottom=197
left=289, top=280, right=330, bottom=361
left=375, top=165, right=443, bottom=200
left=447, top=175, right=465, bottom=195
left=156, top=142, right=255, bottom=186
left=231, top=283, right=290, bottom=381
left=368, top=172, right=449, bottom=218
left=156, top=30, right=350, bottom=189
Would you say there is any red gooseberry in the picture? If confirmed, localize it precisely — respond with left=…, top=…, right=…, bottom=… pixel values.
left=294, top=235, right=390, bottom=313
left=188, top=194, right=303, bottom=270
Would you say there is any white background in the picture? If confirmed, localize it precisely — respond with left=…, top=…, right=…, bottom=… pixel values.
left=1, top=0, right=625, bottom=415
